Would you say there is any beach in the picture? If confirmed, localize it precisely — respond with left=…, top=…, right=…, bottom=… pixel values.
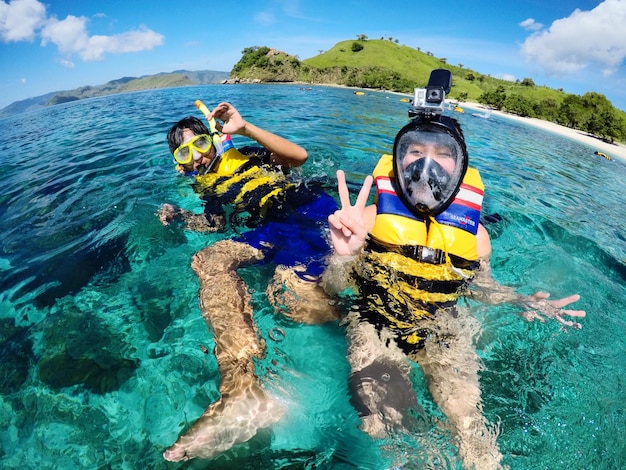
left=307, top=84, right=626, bottom=163
left=454, top=100, right=626, bottom=163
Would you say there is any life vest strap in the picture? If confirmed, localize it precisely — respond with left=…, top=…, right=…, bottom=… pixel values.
left=368, top=238, right=446, bottom=265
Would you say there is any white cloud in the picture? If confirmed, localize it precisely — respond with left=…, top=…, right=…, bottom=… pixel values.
left=520, top=0, right=626, bottom=77
left=59, top=58, right=75, bottom=69
left=0, top=0, right=47, bottom=42
left=20, top=77, right=26, bottom=84
left=495, top=73, right=517, bottom=82
left=40, top=15, right=90, bottom=55
left=1, top=0, right=164, bottom=62
left=274, top=0, right=302, bottom=17
left=254, top=12, right=275, bottom=26
left=254, top=0, right=305, bottom=22
left=519, top=18, right=543, bottom=31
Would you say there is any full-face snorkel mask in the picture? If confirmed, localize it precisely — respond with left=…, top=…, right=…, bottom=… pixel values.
left=392, top=117, right=468, bottom=218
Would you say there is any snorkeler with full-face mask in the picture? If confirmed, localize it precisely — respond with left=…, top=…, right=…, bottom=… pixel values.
left=321, top=70, right=586, bottom=469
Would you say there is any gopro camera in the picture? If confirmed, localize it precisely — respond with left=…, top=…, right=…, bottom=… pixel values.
left=410, top=69, right=452, bottom=118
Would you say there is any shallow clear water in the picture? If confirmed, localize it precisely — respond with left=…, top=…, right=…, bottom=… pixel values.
left=0, top=85, right=625, bottom=469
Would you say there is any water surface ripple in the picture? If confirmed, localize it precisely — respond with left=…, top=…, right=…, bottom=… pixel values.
left=0, top=85, right=624, bottom=469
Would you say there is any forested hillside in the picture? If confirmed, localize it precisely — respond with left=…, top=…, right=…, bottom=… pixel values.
left=4, top=37, right=624, bottom=144
left=232, top=39, right=626, bottom=143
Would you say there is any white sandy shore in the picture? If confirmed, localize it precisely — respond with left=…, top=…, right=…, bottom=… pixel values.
left=450, top=100, right=626, bottom=163
left=304, top=84, right=625, bottom=163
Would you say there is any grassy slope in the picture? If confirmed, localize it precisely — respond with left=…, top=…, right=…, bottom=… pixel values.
left=303, top=39, right=568, bottom=105
left=116, top=74, right=194, bottom=92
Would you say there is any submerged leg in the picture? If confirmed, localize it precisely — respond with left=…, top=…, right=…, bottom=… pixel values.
left=413, top=310, right=504, bottom=470
left=163, top=240, right=284, bottom=462
left=267, top=265, right=340, bottom=324
left=343, top=313, right=425, bottom=437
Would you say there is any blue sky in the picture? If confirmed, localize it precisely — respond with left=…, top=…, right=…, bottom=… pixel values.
left=1, top=0, right=626, bottom=111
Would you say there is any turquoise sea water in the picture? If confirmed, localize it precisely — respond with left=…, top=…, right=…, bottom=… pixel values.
left=0, top=84, right=625, bottom=469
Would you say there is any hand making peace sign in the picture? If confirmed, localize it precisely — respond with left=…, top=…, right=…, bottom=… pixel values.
left=328, top=170, right=375, bottom=256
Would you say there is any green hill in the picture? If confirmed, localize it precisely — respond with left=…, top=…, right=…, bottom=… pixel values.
left=232, top=40, right=626, bottom=143
left=45, top=74, right=195, bottom=106
left=3, top=39, right=624, bottom=143
left=0, top=70, right=229, bottom=118
left=304, top=39, right=446, bottom=86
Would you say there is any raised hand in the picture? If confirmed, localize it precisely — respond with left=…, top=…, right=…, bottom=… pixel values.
left=328, top=170, right=374, bottom=256
left=520, top=292, right=586, bottom=329
left=210, top=102, right=246, bottom=135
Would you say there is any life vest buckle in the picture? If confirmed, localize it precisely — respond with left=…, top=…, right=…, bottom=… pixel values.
left=368, top=239, right=446, bottom=265
left=402, top=245, right=446, bottom=265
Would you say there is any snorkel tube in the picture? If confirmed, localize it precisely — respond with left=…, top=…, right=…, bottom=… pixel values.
left=194, top=100, right=224, bottom=173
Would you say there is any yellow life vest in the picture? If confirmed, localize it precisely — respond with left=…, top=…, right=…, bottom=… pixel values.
left=370, top=154, right=484, bottom=262
left=211, top=134, right=250, bottom=175
left=192, top=138, right=294, bottom=221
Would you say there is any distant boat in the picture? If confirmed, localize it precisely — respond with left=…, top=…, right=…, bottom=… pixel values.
left=472, top=109, right=492, bottom=119
left=453, top=105, right=464, bottom=113
left=354, top=91, right=365, bottom=96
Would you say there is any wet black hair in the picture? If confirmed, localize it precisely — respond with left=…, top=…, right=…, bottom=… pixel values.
left=166, top=116, right=210, bottom=154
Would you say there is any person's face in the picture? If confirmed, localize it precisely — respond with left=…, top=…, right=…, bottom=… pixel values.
left=402, top=141, right=456, bottom=174
left=178, top=128, right=216, bottom=172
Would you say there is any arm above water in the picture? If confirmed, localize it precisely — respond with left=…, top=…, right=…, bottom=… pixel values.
left=210, top=102, right=308, bottom=168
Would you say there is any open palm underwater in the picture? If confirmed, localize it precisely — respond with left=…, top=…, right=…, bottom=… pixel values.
left=0, top=84, right=625, bottom=469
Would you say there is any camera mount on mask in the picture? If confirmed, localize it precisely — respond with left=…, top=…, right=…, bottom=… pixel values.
left=409, top=69, right=452, bottom=120
left=405, top=68, right=466, bottom=159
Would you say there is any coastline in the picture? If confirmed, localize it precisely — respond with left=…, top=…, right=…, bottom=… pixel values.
left=448, top=100, right=626, bottom=164
left=323, top=83, right=626, bottom=163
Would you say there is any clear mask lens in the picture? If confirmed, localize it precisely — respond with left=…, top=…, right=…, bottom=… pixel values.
left=173, top=134, right=212, bottom=165
left=393, top=124, right=468, bottom=217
